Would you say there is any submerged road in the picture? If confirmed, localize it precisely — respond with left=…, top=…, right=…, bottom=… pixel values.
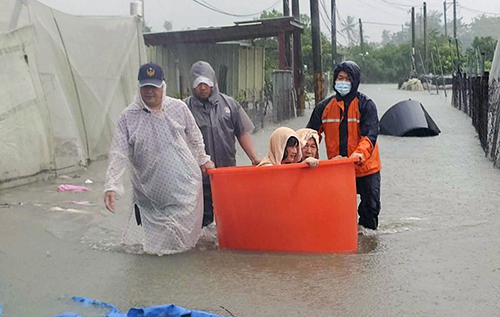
left=1, top=84, right=500, bottom=316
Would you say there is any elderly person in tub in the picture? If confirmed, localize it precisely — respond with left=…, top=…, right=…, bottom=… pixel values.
left=296, top=128, right=320, bottom=165
left=258, top=127, right=319, bottom=167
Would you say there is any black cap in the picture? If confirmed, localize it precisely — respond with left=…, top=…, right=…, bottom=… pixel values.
left=138, top=63, right=163, bottom=87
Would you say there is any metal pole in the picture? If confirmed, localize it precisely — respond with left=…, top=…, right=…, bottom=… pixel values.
left=359, top=18, right=364, bottom=53
left=443, top=1, right=448, bottom=38
left=437, top=46, right=448, bottom=97
left=331, top=0, right=337, bottom=69
left=283, top=0, right=291, bottom=68
left=411, top=7, right=416, bottom=76
left=310, top=0, right=324, bottom=104
left=453, top=0, right=457, bottom=40
left=420, top=7, right=423, bottom=38
left=424, top=2, right=427, bottom=74
left=292, top=0, right=305, bottom=115
left=418, top=50, right=430, bottom=92
left=431, top=52, right=439, bottom=94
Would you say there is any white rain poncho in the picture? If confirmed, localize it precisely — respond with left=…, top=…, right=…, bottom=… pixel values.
left=104, top=83, right=210, bottom=255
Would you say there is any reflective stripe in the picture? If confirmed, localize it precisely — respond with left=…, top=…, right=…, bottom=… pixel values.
left=323, top=118, right=359, bottom=123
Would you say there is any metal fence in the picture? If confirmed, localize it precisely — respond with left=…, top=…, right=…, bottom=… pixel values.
left=452, top=72, right=490, bottom=151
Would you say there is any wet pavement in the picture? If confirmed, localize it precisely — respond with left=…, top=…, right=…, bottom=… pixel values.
left=1, top=84, right=500, bottom=316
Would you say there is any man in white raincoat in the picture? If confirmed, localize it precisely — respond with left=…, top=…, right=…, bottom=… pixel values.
left=103, top=63, right=214, bottom=255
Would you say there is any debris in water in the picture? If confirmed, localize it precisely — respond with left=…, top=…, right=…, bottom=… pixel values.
left=55, top=296, right=226, bottom=317
left=72, top=201, right=91, bottom=205
left=0, top=202, right=23, bottom=208
left=57, top=185, right=91, bottom=193
left=49, top=207, right=89, bottom=214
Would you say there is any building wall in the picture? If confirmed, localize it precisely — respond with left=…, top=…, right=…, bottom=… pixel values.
left=147, top=43, right=264, bottom=101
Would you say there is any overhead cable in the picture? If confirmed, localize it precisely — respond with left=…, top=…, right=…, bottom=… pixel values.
left=457, top=4, right=500, bottom=16
left=192, top=0, right=281, bottom=18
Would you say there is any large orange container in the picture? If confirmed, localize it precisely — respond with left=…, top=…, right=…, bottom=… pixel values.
left=207, top=157, right=358, bottom=252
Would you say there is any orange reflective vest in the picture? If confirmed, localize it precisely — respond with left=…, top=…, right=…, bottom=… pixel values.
left=321, top=97, right=382, bottom=177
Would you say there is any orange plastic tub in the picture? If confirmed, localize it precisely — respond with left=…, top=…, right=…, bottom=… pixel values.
left=207, top=157, right=358, bottom=252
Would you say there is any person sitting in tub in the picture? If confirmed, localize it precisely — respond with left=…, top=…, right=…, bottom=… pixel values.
left=258, top=127, right=318, bottom=167
left=296, top=128, right=320, bottom=167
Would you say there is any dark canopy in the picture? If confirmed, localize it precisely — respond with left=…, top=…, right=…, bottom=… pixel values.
left=380, top=99, right=440, bottom=137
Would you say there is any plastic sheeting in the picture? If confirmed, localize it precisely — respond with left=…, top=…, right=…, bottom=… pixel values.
left=487, top=41, right=500, bottom=167
left=380, top=99, right=440, bottom=136
left=55, top=296, right=225, bottom=317
left=0, top=0, right=146, bottom=188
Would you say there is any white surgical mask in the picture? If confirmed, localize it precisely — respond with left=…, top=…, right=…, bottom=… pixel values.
left=335, top=81, right=351, bottom=96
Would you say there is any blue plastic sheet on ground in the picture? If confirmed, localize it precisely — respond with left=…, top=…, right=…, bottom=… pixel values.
left=55, top=296, right=225, bottom=317
left=0, top=303, right=3, bottom=316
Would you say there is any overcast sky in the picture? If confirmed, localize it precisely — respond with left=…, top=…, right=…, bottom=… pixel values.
left=38, top=0, right=500, bottom=45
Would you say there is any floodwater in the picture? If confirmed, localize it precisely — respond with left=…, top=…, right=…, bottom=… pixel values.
left=1, top=84, right=500, bottom=316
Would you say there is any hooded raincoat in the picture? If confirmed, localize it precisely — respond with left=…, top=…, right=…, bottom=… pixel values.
left=306, top=61, right=381, bottom=177
left=183, top=61, right=254, bottom=168
left=184, top=61, right=255, bottom=226
left=104, top=83, right=210, bottom=255
left=258, top=127, right=302, bottom=166
left=306, top=61, right=381, bottom=230
left=296, top=128, right=320, bottom=159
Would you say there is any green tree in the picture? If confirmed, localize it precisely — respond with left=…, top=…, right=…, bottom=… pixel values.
left=341, top=16, right=359, bottom=46
left=469, top=15, right=500, bottom=40
left=381, top=30, right=391, bottom=46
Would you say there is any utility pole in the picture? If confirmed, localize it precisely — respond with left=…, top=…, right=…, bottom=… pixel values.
left=359, top=18, right=364, bottom=54
left=443, top=1, right=448, bottom=38
left=310, top=0, right=324, bottom=104
left=419, top=7, right=423, bottom=38
left=292, top=0, right=305, bottom=115
left=453, top=0, right=457, bottom=40
left=411, top=7, right=416, bottom=76
left=283, top=0, right=291, bottom=68
left=331, top=0, right=337, bottom=69
left=424, top=2, right=427, bottom=74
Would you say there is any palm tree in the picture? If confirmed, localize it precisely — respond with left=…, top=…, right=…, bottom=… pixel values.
left=341, top=15, right=359, bottom=46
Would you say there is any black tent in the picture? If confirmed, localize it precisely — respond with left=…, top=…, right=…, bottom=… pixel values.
left=380, top=99, right=440, bottom=137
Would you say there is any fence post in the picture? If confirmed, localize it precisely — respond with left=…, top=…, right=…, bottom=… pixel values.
left=272, top=70, right=294, bottom=123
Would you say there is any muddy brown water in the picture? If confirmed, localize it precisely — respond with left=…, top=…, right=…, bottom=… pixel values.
left=1, top=84, right=500, bottom=316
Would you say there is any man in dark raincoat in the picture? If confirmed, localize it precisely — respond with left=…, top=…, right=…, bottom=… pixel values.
left=307, top=61, right=382, bottom=230
left=184, top=61, right=260, bottom=227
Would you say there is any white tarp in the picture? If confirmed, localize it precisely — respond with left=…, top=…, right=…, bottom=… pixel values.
left=0, top=0, right=146, bottom=188
left=0, top=26, right=54, bottom=183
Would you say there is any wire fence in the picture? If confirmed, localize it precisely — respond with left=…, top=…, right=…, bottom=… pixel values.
left=452, top=71, right=500, bottom=167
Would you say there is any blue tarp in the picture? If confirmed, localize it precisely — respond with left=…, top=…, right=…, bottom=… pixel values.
left=55, top=296, right=226, bottom=317
left=0, top=303, right=3, bottom=316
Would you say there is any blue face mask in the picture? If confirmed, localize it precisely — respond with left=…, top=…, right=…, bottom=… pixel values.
left=335, top=81, right=351, bottom=96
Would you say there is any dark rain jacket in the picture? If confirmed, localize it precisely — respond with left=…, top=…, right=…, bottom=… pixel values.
left=184, top=61, right=254, bottom=168
left=306, top=61, right=381, bottom=177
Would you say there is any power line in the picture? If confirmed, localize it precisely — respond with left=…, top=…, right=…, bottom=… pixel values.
left=192, top=0, right=281, bottom=18
left=364, top=21, right=403, bottom=26
left=319, top=0, right=332, bottom=24
left=457, top=4, right=500, bottom=16
left=372, top=0, right=413, bottom=11
left=317, top=0, right=349, bottom=45
left=357, top=0, right=408, bottom=19
left=318, top=3, right=349, bottom=45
